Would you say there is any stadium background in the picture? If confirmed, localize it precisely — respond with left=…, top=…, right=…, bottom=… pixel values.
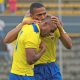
left=0, top=0, right=80, bottom=80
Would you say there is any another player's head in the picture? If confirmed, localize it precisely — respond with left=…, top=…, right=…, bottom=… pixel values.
left=30, top=2, right=47, bottom=21
left=39, top=16, right=57, bottom=37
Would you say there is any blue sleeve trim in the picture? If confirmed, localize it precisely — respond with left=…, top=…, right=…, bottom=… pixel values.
left=32, top=24, right=39, bottom=32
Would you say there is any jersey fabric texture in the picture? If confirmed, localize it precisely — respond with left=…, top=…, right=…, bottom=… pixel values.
left=11, top=21, right=41, bottom=76
left=35, top=28, right=60, bottom=64
left=23, top=17, right=62, bottom=64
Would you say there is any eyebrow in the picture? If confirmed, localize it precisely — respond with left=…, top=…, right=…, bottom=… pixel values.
left=36, top=12, right=46, bottom=16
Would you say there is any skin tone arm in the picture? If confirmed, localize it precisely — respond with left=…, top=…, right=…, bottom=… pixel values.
left=26, top=42, right=46, bottom=65
left=3, top=23, right=23, bottom=43
left=3, top=20, right=41, bottom=43
left=51, top=16, right=72, bottom=49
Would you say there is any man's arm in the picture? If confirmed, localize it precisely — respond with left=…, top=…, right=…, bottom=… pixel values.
left=3, top=23, right=23, bottom=43
left=51, top=16, right=72, bottom=49
left=58, top=26, right=72, bottom=49
left=26, top=42, right=46, bottom=65
left=3, top=20, right=41, bottom=43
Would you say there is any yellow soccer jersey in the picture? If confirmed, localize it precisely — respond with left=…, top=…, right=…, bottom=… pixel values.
left=23, top=17, right=61, bottom=64
left=35, top=28, right=60, bottom=64
left=11, top=23, right=41, bottom=76
left=11, top=17, right=33, bottom=55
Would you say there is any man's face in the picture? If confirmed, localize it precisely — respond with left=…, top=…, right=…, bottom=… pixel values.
left=39, top=21, right=55, bottom=37
left=31, top=7, right=47, bottom=21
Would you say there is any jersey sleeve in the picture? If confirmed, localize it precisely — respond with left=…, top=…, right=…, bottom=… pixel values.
left=23, top=25, right=40, bottom=49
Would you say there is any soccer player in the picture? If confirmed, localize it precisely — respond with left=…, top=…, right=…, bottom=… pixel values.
left=5, top=16, right=56, bottom=80
left=4, top=3, right=72, bottom=80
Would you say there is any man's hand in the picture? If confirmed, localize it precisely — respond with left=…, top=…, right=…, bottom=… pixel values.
left=39, top=41, right=46, bottom=53
left=51, top=16, right=62, bottom=28
left=26, top=42, right=46, bottom=65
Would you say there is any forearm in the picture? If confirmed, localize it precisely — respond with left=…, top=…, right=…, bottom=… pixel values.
left=51, top=16, right=72, bottom=49
left=26, top=48, right=45, bottom=65
left=3, top=23, right=23, bottom=43
left=58, top=26, right=72, bottom=49
left=32, top=49, right=45, bottom=63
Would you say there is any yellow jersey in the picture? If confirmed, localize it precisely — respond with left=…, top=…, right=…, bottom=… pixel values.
left=23, top=17, right=61, bottom=64
left=11, top=17, right=33, bottom=52
left=35, top=29, right=60, bottom=64
left=11, top=23, right=41, bottom=76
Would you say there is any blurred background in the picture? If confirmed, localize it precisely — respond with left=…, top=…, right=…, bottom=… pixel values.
left=0, top=0, right=80, bottom=80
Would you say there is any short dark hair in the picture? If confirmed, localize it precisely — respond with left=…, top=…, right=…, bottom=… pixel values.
left=30, top=3, right=44, bottom=14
